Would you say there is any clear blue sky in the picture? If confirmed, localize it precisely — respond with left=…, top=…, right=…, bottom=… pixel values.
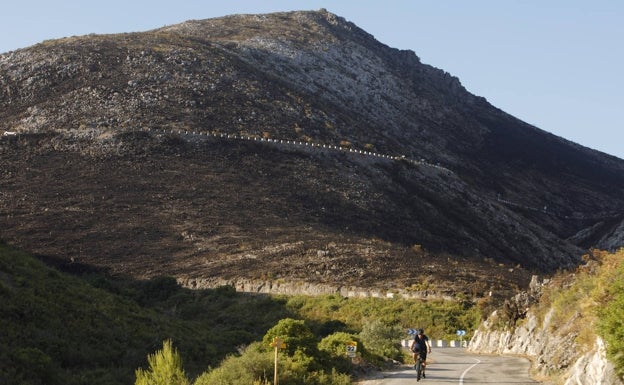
left=2, top=1, right=622, bottom=159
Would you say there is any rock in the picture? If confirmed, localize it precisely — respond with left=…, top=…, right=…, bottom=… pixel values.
left=469, top=277, right=623, bottom=385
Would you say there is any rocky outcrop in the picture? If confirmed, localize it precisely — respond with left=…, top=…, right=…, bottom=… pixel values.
left=596, top=218, right=624, bottom=251
left=469, top=276, right=622, bottom=385
left=176, top=276, right=456, bottom=300
left=565, top=338, right=621, bottom=385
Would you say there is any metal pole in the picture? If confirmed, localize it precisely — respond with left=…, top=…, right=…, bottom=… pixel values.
left=274, top=345, right=278, bottom=385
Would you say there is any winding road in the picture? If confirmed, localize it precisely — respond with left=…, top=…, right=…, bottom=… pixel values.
left=363, top=348, right=540, bottom=384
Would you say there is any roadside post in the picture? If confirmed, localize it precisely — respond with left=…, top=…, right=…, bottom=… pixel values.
left=456, top=329, right=466, bottom=346
left=270, top=337, right=286, bottom=385
left=346, top=341, right=358, bottom=362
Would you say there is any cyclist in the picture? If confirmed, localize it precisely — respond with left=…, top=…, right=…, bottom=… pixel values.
left=410, top=328, right=432, bottom=378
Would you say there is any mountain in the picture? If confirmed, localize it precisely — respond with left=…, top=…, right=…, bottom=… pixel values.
left=1, top=9, right=623, bottom=298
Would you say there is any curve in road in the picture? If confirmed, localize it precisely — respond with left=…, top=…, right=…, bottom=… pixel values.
left=358, top=348, right=540, bottom=385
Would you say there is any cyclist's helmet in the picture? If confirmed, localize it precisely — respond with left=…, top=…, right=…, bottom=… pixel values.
left=418, top=329, right=424, bottom=335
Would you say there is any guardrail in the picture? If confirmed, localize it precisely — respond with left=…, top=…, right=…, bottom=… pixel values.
left=401, top=339, right=468, bottom=348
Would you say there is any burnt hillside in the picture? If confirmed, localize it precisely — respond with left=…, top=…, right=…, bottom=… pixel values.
left=1, top=9, right=623, bottom=298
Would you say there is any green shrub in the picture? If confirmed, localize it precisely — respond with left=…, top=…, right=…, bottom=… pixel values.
left=284, top=294, right=481, bottom=341
left=193, top=342, right=272, bottom=385
left=359, top=319, right=404, bottom=361
left=261, top=318, right=318, bottom=357
left=135, top=339, right=189, bottom=385
left=596, top=250, right=624, bottom=377
left=317, top=332, right=359, bottom=372
left=193, top=339, right=351, bottom=385
left=12, top=347, right=58, bottom=385
left=300, top=368, right=351, bottom=385
left=317, top=332, right=359, bottom=358
left=136, top=276, right=181, bottom=305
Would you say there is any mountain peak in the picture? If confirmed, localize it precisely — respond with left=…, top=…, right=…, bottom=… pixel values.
left=1, top=10, right=624, bottom=297
left=154, top=9, right=355, bottom=46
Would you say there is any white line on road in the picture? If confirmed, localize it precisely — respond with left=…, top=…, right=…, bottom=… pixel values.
left=459, top=357, right=481, bottom=384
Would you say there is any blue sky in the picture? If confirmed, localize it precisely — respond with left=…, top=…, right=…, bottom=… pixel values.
left=2, top=1, right=622, bottom=159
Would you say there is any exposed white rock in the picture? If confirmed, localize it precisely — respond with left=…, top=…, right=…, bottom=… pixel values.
left=470, top=305, right=622, bottom=384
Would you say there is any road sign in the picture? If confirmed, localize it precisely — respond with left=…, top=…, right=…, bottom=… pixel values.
left=456, top=330, right=466, bottom=336
left=270, top=337, right=286, bottom=349
left=346, top=341, right=357, bottom=357
left=270, top=337, right=285, bottom=385
left=407, top=328, right=417, bottom=335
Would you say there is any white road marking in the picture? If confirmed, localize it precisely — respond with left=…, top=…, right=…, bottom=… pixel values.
left=459, top=357, right=481, bottom=384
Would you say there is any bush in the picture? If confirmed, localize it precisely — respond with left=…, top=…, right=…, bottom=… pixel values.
left=596, top=250, right=624, bottom=377
left=261, top=318, right=318, bottom=357
left=284, top=294, right=481, bottom=341
left=359, top=319, right=404, bottom=362
left=318, top=332, right=359, bottom=358
left=193, top=340, right=351, bottom=385
left=136, top=276, right=181, bottom=305
left=135, top=339, right=189, bottom=385
left=12, top=347, right=58, bottom=385
left=193, top=342, right=272, bottom=385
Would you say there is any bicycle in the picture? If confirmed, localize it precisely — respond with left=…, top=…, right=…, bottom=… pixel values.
left=413, top=351, right=426, bottom=381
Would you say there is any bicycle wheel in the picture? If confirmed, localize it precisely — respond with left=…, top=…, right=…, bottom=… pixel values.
left=415, top=358, right=422, bottom=381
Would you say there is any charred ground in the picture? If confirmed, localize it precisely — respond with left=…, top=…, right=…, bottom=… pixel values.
left=1, top=10, right=624, bottom=299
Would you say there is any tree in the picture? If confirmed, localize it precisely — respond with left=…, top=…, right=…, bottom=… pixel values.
left=135, top=339, right=189, bottom=385
left=261, top=318, right=317, bottom=357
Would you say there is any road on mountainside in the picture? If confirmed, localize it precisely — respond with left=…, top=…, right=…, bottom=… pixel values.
left=361, top=348, right=540, bottom=384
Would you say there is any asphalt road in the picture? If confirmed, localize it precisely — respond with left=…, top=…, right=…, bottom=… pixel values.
left=367, top=348, right=540, bottom=384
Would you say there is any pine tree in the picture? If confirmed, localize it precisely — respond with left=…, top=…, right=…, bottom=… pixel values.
left=135, top=339, right=189, bottom=385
